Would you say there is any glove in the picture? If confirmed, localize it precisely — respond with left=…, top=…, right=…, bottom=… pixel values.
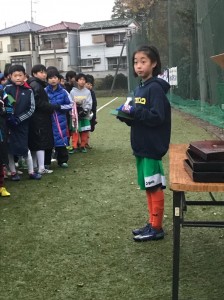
left=78, top=107, right=88, bottom=118
left=7, top=115, right=21, bottom=127
left=52, top=104, right=61, bottom=111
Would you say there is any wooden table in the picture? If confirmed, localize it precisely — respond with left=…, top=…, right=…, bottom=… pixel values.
left=169, top=144, right=224, bottom=300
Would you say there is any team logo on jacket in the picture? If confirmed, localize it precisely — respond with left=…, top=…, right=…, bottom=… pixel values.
left=135, top=97, right=146, bottom=105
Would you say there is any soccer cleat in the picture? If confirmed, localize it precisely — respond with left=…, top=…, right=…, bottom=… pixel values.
left=11, top=173, right=20, bottom=181
left=133, top=227, right=164, bottom=242
left=132, top=223, right=151, bottom=236
left=29, top=173, right=42, bottom=180
left=66, top=145, right=73, bottom=151
left=0, top=187, right=10, bottom=197
left=39, top=169, right=53, bottom=174
left=80, top=147, right=87, bottom=153
left=59, top=163, right=68, bottom=168
left=69, top=148, right=79, bottom=154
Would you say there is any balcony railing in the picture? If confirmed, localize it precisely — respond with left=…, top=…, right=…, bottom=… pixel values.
left=40, top=42, right=67, bottom=51
left=7, top=44, right=30, bottom=52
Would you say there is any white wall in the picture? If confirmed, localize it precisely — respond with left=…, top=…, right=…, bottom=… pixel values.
left=0, top=36, right=12, bottom=66
left=80, top=28, right=128, bottom=72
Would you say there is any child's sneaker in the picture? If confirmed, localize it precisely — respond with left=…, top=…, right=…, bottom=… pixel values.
left=132, top=223, right=151, bottom=236
left=11, top=173, right=20, bottom=181
left=80, top=147, right=87, bottom=153
left=39, top=169, right=53, bottom=174
left=0, top=187, right=10, bottom=197
left=29, top=173, right=42, bottom=180
left=69, top=148, right=79, bottom=154
left=66, top=145, right=73, bottom=151
left=133, top=227, right=164, bottom=242
left=59, top=163, right=68, bottom=168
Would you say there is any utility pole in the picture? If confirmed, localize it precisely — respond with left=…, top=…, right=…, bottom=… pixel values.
left=31, top=0, right=34, bottom=22
left=31, top=0, right=38, bottom=22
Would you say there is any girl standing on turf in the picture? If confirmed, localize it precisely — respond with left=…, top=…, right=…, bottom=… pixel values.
left=117, top=45, right=171, bottom=241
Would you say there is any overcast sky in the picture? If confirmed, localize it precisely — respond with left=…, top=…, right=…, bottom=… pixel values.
left=0, top=0, right=116, bottom=29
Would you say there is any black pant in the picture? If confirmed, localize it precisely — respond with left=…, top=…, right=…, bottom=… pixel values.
left=55, top=146, right=68, bottom=165
left=45, top=148, right=53, bottom=166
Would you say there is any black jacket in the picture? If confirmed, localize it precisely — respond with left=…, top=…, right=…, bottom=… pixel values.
left=27, top=77, right=55, bottom=151
left=4, top=82, right=35, bottom=156
left=130, top=77, right=171, bottom=160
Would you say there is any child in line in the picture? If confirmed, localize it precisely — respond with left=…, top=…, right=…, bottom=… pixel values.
left=85, top=75, right=97, bottom=148
left=4, top=65, right=41, bottom=181
left=0, top=73, right=7, bottom=89
left=117, top=45, right=171, bottom=241
left=27, top=64, right=59, bottom=174
left=45, top=69, right=72, bottom=168
left=0, top=89, right=10, bottom=196
left=64, top=71, right=77, bottom=150
left=69, top=73, right=92, bottom=153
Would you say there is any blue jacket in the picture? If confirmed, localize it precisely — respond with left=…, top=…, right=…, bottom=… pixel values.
left=45, top=84, right=72, bottom=147
left=130, top=77, right=171, bottom=160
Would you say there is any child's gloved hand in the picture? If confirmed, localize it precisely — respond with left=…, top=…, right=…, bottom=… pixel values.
left=7, top=115, right=21, bottom=127
left=78, top=107, right=88, bottom=118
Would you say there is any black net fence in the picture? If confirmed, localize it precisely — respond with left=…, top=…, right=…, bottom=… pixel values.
left=126, top=0, right=224, bottom=129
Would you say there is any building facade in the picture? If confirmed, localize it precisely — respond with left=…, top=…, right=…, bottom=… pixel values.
left=79, top=19, right=139, bottom=79
left=0, top=21, right=45, bottom=74
left=0, top=19, right=139, bottom=78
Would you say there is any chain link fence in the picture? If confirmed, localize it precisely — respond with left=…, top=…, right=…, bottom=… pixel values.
left=126, top=0, right=224, bottom=128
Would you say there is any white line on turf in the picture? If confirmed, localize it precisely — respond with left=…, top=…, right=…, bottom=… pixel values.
left=97, top=97, right=118, bottom=112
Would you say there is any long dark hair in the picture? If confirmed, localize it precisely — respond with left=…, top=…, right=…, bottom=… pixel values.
left=132, top=45, right=161, bottom=77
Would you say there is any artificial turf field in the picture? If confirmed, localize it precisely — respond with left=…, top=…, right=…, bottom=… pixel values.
left=0, top=96, right=223, bottom=300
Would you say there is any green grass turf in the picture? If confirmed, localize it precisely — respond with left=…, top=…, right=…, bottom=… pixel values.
left=0, top=96, right=223, bottom=300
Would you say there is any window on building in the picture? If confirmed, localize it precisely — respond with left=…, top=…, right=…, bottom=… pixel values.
left=92, top=34, right=105, bottom=44
left=45, top=58, right=63, bottom=71
left=19, top=39, right=26, bottom=51
left=43, top=40, right=52, bottom=50
left=11, top=58, right=26, bottom=68
left=113, top=33, right=126, bottom=46
left=81, top=59, right=93, bottom=68
left=107, top=57, right=127, bottom=70
left=105, top=33, right=126, bottom=47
